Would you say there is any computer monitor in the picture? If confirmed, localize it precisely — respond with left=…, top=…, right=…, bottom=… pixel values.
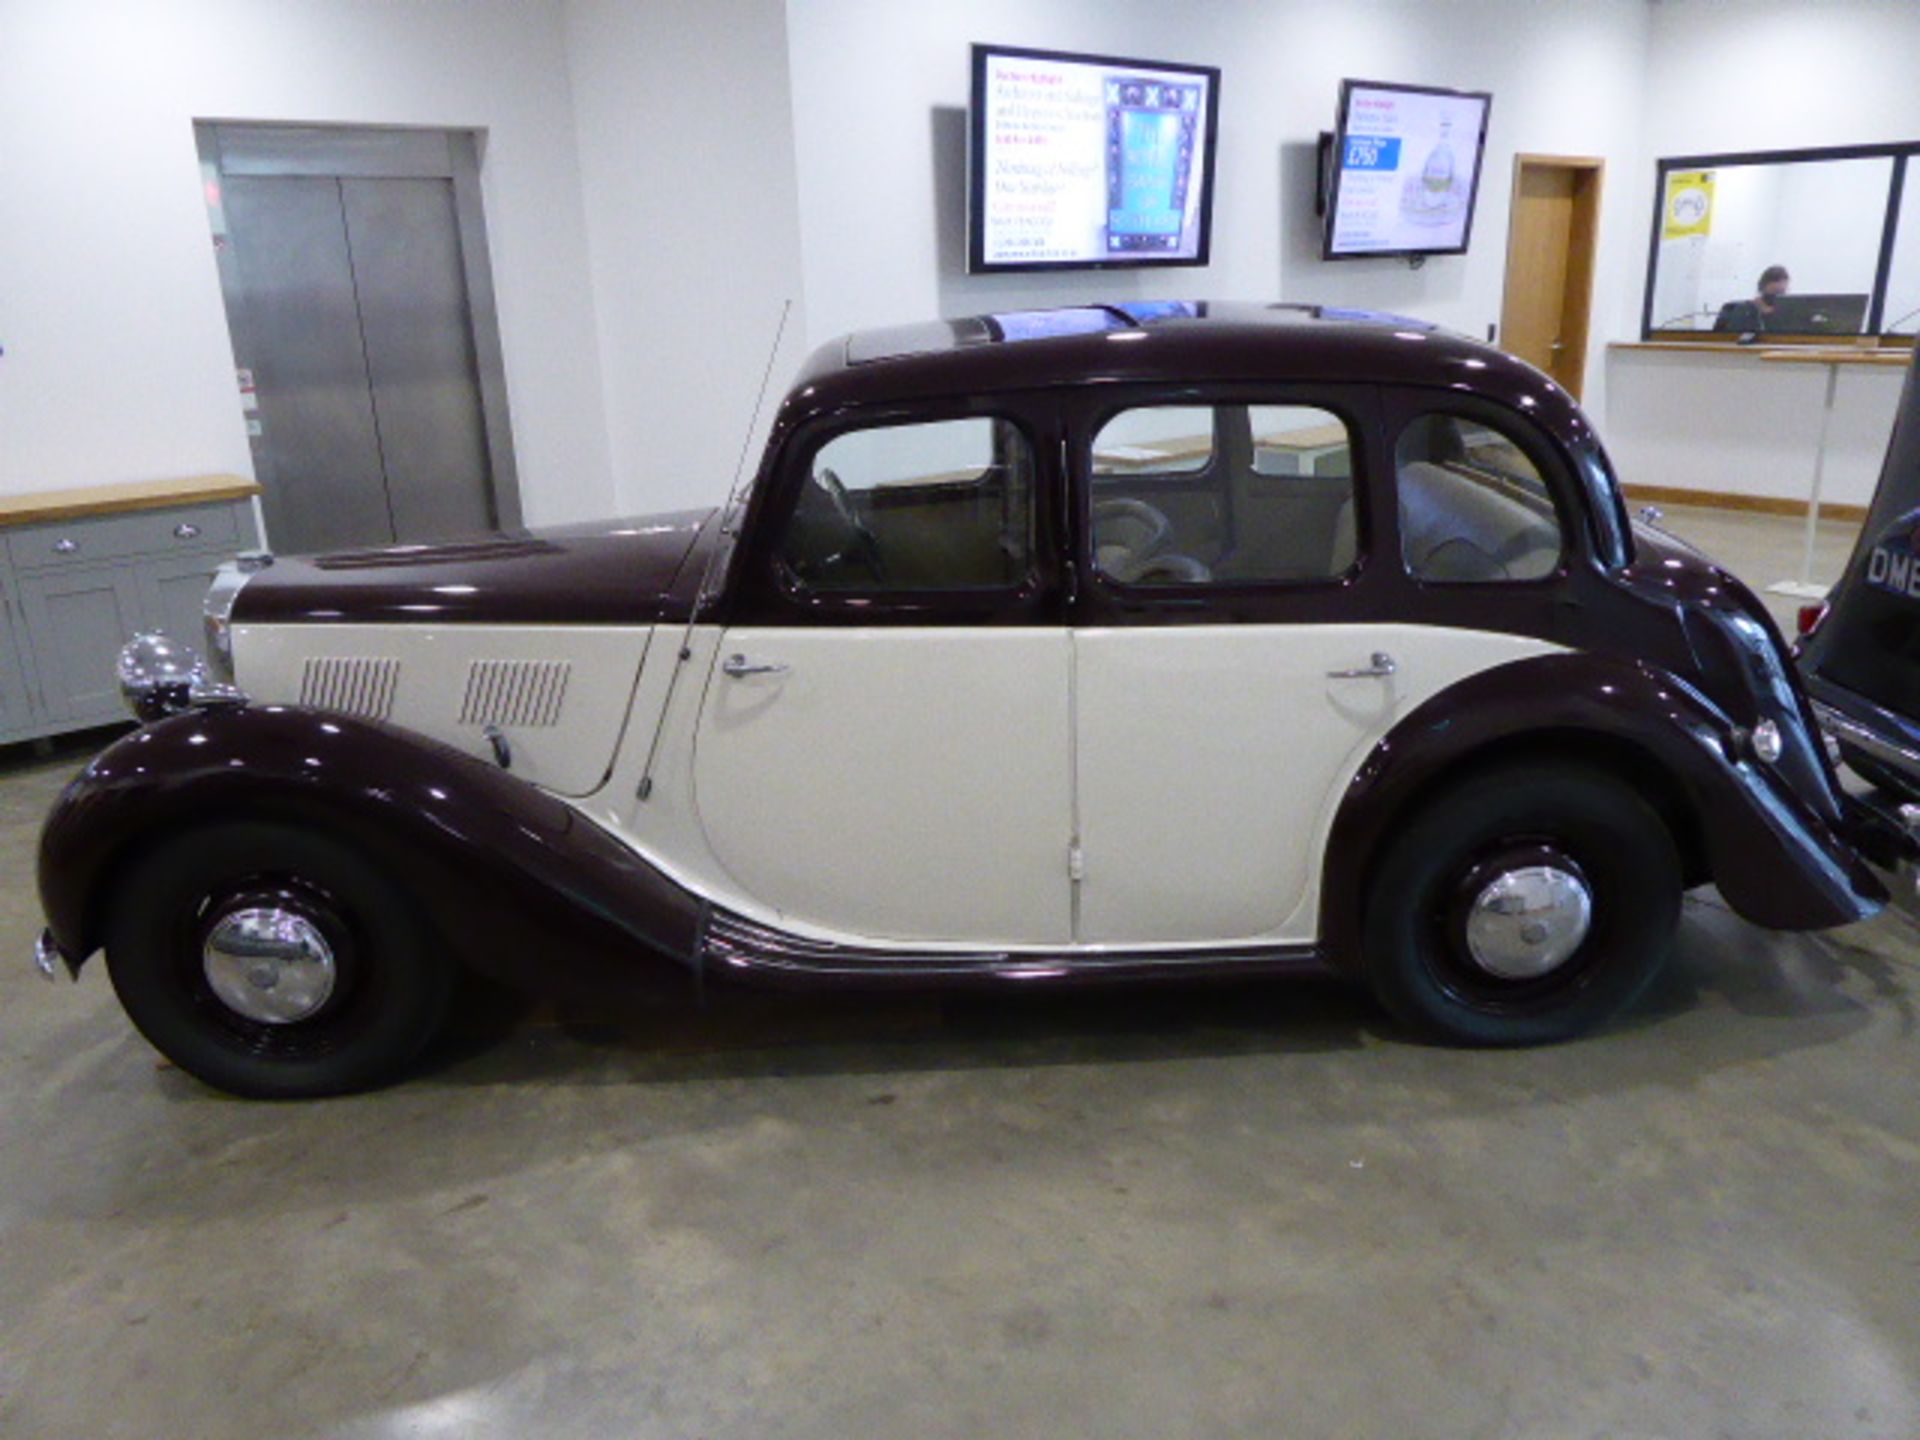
left=1767, top=293, right=1870, bottom=335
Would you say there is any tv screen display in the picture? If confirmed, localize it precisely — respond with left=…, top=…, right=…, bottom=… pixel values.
left=969, top=44, right=1220, bottom=273
left=1324, top=80, right=1492, bottom=260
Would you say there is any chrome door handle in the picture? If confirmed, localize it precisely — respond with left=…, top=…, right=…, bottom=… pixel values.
left=722, top=653, right=788, bottom=678
left=52, top=538, right=78, bottom=555
left=173, top=522, right=201, bottom=540
left=1327, top=651, right=1397, bottom=679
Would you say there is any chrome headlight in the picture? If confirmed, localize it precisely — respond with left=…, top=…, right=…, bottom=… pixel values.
left=202, top=552, right=268, bottom=683
left=117, top=633, right=209, bottom=723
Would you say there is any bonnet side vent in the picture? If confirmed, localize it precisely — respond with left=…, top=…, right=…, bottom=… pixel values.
left=300, top=656, right=401, bottom=720
left=459, top=659, right=571, bottom=729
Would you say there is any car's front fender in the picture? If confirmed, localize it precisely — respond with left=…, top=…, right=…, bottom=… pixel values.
left=1316, top=652, right=1886, bottom=969
left=38, top=705, right=704, bottom=1002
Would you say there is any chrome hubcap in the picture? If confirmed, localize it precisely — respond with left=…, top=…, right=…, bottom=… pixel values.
left=1464, top=865, right=1592, bottom=980
left=202, top=907, right=336, bottom=1024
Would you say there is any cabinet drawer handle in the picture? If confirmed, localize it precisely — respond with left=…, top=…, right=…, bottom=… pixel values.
left=51, top=538, right=78, bottom=555
left=173, top=523, right=201, bottom=540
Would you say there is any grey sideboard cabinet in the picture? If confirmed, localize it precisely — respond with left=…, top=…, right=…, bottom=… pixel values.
left=0, top=475, right=263, bottom=745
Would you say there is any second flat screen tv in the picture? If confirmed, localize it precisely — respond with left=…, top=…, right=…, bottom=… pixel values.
left=969, top=44, right=1220, bottom=273
left=1324, top=79, right=1492, bottom=260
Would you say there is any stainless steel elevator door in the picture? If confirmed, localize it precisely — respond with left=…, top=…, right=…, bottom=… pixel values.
left=340, top=178, right=494, bottom=543
left=204, top=125, right=513, bottom=554
left=223, top=176, right=394, bottom=553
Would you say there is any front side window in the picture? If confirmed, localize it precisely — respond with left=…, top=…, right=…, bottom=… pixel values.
left=1396, top=412, right=1565, bottom=583
left=778, top=416, right=1035, bottom=591
left=1089, top=403, right=1358, bottom=586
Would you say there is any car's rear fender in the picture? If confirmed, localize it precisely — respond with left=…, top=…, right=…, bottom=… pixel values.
left=37, top=705, right=704, bottom=1003
left=1317, top=652, right=1886, bottom=969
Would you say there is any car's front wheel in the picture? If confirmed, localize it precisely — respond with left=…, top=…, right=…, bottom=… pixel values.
left=1362, top=762, right=1682, bottom=1045
left=105, top=822, right=452, bottom=1098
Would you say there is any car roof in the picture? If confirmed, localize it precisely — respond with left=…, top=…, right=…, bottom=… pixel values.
left=784, top=301, right=1577, bottom=430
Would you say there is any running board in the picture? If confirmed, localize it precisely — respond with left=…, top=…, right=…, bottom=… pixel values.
left=700, top=907, right=1326, bottom=990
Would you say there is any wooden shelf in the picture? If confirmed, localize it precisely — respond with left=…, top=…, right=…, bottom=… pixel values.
left=0, top=473, right=260, bottom=529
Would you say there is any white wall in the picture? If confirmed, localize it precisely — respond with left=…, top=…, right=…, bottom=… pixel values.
left=786, top=0, right=1654, bottom=424
left=1641, top=0, right=1920, bottom=158
left=563, top=0, right=808, bottom=515
left=1604, top=0, right=1920, bottom=509
left=11, top=0, right=1920, bottom=528
left=0, top=0, right=613, bottom=526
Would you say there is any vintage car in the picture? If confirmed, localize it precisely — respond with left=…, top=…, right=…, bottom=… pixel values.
left=34, top=302, right=1894, bottom=1097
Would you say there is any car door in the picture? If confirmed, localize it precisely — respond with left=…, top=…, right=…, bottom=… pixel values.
left=692, top=404, right=1074, bottom=946
left=1070, top=386, right=1570, bottom=948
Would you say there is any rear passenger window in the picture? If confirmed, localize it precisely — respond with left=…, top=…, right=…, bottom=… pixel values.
left=1396, top=413, right=1565, bottom=583
left=1089, top=403, right=1358, bottom=586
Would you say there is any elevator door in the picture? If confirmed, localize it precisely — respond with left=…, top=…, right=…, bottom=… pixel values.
left=203, top=125, right=517, bottom=554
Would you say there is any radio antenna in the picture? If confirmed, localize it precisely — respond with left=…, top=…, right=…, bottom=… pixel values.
left=637, top=298, right=793, bottom=801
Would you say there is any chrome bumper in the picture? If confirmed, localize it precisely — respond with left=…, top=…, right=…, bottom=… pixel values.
left=34, top=929, right=73, bottom=983
left=1814, top=698, right=1920, bottom=786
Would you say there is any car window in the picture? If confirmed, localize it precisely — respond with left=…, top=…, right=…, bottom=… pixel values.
left=1089, top=403, right=1358, bottom=586
left=1396, top=412, right=1565, bottom=583
left=779, top=416, right=1035, bottom=591
left=1090, top=406, right=1214, bottom=477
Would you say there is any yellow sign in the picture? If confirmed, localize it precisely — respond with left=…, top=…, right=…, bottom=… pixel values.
left=1663, top=170, right=1715, bottom=239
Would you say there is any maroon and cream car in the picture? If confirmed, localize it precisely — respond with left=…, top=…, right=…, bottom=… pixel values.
left=35, top=302, right=1892, bottom=1096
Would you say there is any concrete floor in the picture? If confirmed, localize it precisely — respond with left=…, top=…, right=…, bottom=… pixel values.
left=3, top=507, right=1917, bottom=1439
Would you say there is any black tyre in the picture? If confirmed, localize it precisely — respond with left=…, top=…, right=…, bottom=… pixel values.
left=1362, top=762, right=1682, bottom=1046
left=105, top=822, right=453, bottom=1098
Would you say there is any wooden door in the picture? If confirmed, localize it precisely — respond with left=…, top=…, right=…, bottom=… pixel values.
left=1499, top=156, right=1603, bottom=400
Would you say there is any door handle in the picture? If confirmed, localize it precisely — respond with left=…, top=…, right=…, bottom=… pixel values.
left=1327, top=651, right=1397, bottom=679
left=173, top=522, right=201, bottom=540
left=52, top=538, right=78, bottom=555
left=722, top=653, right=789, bottom=679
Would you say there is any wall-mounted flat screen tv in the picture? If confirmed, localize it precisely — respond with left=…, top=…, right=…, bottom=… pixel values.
left=1323, top=79, right=1492, bottom=260
left=969, top=43, right=1220, bottom=273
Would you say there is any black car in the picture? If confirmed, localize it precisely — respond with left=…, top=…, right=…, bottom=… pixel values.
left=1801, top=340, right=1920, bottom=809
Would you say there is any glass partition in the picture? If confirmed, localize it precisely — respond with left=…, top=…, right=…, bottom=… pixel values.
left=1879, top=178, right=1920, bottom=336
left=1642, top=144, right=1913, bottom=341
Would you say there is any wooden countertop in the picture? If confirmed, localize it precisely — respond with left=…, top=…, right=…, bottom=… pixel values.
left=0, top=473, right=260, bottom=528
left=1609, top=339, right=1911, bottom=365
left=1758, top=348, right=1911, bottom=367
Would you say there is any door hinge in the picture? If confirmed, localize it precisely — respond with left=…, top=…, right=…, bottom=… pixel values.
left=1068, top=843, right=1085, bottom=882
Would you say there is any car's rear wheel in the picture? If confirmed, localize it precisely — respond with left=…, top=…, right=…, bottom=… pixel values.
left=105, top=822, right=452, bottom=1098
left=1362, top=762, right=1682, bottom=1045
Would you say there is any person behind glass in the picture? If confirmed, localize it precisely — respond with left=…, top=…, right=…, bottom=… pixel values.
left=1713, top=265, right=1791, bottom=334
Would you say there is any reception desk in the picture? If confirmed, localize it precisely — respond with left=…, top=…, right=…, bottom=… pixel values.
left=1603, top=341, right=1908, bottom=514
